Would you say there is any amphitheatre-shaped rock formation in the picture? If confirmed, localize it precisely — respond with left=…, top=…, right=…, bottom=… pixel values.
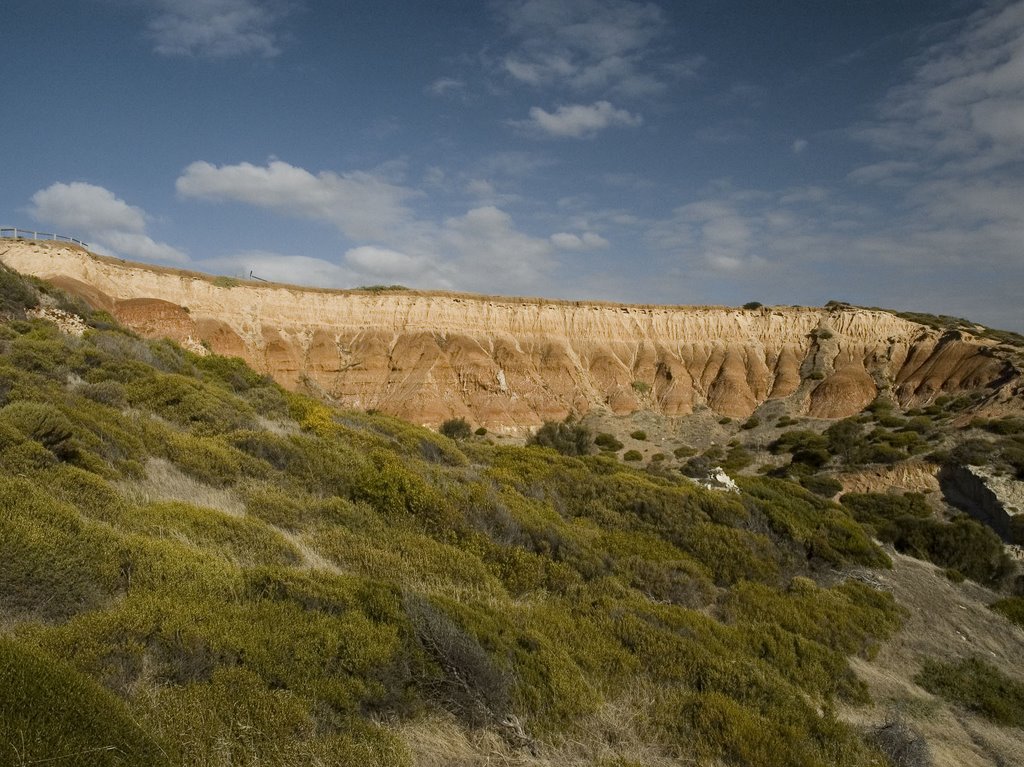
left=2, top=240, right=1019, bottom=432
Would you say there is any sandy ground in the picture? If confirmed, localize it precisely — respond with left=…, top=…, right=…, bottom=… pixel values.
left=840, top=552, right=1024, bottom=767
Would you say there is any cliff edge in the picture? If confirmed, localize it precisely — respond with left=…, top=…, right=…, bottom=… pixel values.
left=2, top=240, right=1019, bottom=431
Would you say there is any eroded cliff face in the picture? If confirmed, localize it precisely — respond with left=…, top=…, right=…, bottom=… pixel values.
left=2, top=241, right=1019, bottom=431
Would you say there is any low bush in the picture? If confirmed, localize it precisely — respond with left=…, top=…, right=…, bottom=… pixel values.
left=990, top=596, right=1024, bottom=628
left=0, top=477, right=122, bottom=620
left=800, top=474, right=843, bottom=497
left=740, top=478, right=888, bottom=568
left=0, top=637, right=169, bottom=766
left=841, top=493, right=1012, bottom=586
left=0, top=400, right=78, bottom=460
left=527, top=420, right=592, bottom=456
left=623, top=449, right=643, bottom=462
left=867, top=715, right=933, bottom=767
left=630, top=430, right=647, bottom=441
left=0, top=263, right=39, bottom=314
left=405, top=594, right=510, bottom=727
left=440, top=417, right=472, bottom=440
left=595, top=432, right=624, bottom=451
left=915, top=656, right=1024, bottom=726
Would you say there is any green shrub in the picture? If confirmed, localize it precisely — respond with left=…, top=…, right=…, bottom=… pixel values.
left=528, top=420, right=592, bottom=456
left=673, top=444, right=696, bottom=459
left=915, top=656, right=1024, bottom=726
left=991, top=597, right=1024, bottom=628
left=79, top=379, right=128, bottom=408
left=161, top=432, right=251, bottom=487
left=595, top=432, right=624, bottom=451
left=405, top=594, right=510, bottom=726
left=630, top=430, right=647, bottom=441
left=740, top=478, right=887, bottom=568
left=623, top=449, right=643, bottom=462
left=0, top=477, right=122, bottom=620
left=723, top=445, right=754, bottom=472
left=841, top=493, right=1012, bottom=586
left=741, top=416, right=760, bottom=430
left=440, top=417, right=472, bottom=440
left=0, top=636, right=169, bottom=766
left=742, top=301, right=763, bottom=310
left=0, top=263, right=39, bottom=314
left=800, top=474, right=843, bottom=498
left=127, top=373, right=255, bottom=433
left=682, top=454, right=713, bottom=477
left=127, top=501, right=301, bottom=566
left=0, top=400, right=78, bottom=460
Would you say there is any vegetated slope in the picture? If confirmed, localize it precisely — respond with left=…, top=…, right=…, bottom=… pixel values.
left=0, top=262, right=953, bottom=766
left=1, top=240, right=1020, bottom=432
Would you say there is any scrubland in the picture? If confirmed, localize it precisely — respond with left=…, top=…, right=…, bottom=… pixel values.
left=0, top=263, right=1022, bottom=766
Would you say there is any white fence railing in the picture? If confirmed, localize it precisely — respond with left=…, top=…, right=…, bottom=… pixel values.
left=0, top=227, right=88, bottom=248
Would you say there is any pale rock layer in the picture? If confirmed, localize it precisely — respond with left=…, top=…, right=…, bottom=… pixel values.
left=1, top=241, right=1018, bottom=431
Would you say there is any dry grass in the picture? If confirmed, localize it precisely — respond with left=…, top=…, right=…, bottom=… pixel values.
left=278, top=530, right=343, bottom=573
left=839, top=552, right=1024, bottom=767
left=118, top=458, right=245, bottom=517
left=398, top=689, right=685, bottom=767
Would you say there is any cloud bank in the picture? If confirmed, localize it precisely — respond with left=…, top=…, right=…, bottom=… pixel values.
left=520, top=100, right=642, bottom=137
left=146, top=0, right=290, bottom=58
left=497, top=0, right=699, bottom=96
left=175, top=159, right=555, bottom=294
left=29, top=182, right=187, bottom=264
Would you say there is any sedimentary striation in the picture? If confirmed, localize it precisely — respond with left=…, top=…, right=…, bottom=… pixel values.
left=2, top=240, right=1020, bottom=431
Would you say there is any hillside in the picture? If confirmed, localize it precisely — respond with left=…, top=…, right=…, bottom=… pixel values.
left=1, top=240, right=1020, bottom=432
left=2, top=256, right=1024, bottom=766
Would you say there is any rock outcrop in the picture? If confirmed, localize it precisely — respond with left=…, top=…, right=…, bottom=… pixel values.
left=2, top=240, right=1020, bottom=432
left=940, top=464, right=1024, bottom=543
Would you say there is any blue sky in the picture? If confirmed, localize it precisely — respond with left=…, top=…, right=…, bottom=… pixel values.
left=3, top=0, right=1022, bottom=331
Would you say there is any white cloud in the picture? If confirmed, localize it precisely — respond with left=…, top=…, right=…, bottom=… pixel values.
left=29, top=182, right=187, bottom=264
left=791, top=138, right=808, bottom=154
left=441, top=206, right=553, bottom=290
left=859, top=0, right=1024, bottom=172
left=497, top=0, right=699, bottom=96
left=519, top=100, right=642, bottom=137
left=465, top=179, right=496, bottom=197
left=778, top=186, right=829, bottom=205
left=146, top=0, right=288, bottom=58
left=344, top=246, right=430, bottom=278
left=176, top=160, right=417, bottom=241
left=427, top=77, right=466, bottom=96
left=474, top=151, right=557, bottom=178
left=178, top=158, right=558, bottom=294
left=208, top=251, right=354, bottom=287
left=550, top=231, right=609, bottom=249
left=846, top=160, right=919, bottom=185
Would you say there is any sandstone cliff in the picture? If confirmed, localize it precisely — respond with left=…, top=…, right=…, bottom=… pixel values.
left=2, top=240, right=1020, bottom=431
